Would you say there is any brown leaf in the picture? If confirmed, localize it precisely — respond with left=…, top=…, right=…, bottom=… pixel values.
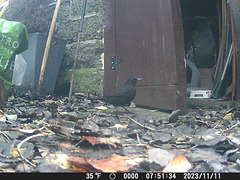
left=67, top=154, right=133, bottom=172
left=67, top=156, right=98, bottom=172
left=82, top=136, right=122, bottom=147
left=41, top=100, right=57, bottom=104
left=98, top=137, right=122, bottom=147
left=59, top=142, right=83, bottom=153
left=163, top=155, right=193, bottom=172
left=91, top=154, right=133, bottom=172
left=82, top=136, right=99, bottom=145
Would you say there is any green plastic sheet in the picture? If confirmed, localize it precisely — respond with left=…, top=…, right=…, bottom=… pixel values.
left=0, top=18, right=28, bottom=100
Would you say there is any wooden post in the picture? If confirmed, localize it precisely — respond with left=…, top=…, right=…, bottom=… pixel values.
left=229, top=6, right=236, bottom=100
left=230, top=0, right=240, bottom=100
left=68, top=0, right=87, bottom=103
left=214, top=0, right=227, bottom=83
left=38, top=0, right=61, bottom=91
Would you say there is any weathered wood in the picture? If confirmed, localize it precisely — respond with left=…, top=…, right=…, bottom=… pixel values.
left=68, top=0, right=87, bottom=103
left=104, top=0, right=186, bottom=110
left=104, top=0, right=117, bottom=95
left=230, top=0, right=240, bottom=100
left=135, top=85, right=185, bottom=111
left=229, top=4, right=236, bottom=100
left=115, top=0, right=176, bottom=85
left=38, top=0, right=61, bottom=89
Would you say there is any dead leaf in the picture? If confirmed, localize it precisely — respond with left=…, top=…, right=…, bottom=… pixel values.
left=223, top=113, right=233, bottom=119
left=82, top=136, right=99, bottom=145
left=98, top=136, right=122, bottom=147
left=95, top=105, right=107, bottom=110
left=82, top=136, right=122, bottom=147
left=110, top=124, right=128, bottom=131
left=44, top=152, right=70, bottom=170
left=67, top=154, right=133, bottom=172
left=163, top=155, right=193, bottom=172
left=41, top=100, right=57, bottom=104
left=0, top=109, right=3, bottom=116
left=67, top=156, right=99, bottom=172
left=59, top=142, right=83, bottom=154
left=12, top=147, right=25, bottom=158
left=126, top=157, right=145, bottom=166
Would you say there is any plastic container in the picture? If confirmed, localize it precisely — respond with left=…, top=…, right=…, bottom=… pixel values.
left=16, top=33, right=66, bottom=95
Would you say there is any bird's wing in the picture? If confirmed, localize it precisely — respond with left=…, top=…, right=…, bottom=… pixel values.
left=102, top=84, right=136, bottom=106
left=106, top=85, right=133, bottom=97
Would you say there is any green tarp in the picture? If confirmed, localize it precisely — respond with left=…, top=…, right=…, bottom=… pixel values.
left=0, top=18, right=28, bottom=100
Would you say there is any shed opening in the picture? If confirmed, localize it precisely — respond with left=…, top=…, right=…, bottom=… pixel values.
left=181, top=0, right=233, bottom=99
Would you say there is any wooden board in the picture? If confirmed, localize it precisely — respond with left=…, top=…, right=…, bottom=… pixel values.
left=230, top=0, right=240, bottom=101
left=104, top=0, right=187, bottom=110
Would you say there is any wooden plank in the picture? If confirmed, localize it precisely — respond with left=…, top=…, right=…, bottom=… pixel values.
left=169, top=0, right=187, bottom=110
left=230, top=0, right=240, bottom=100
left=115, top=0, right=178, bottom=86
left=115, top=0, right=186, bottom=110
left=103, top=0, right=117, bottom=95
left=171, top=0, right=186, bottom=85
left=104, top=0, right=186, bottom=110
left=199, top=69, right=212, bottom=88
left=134, top=85, right=185, bottom=111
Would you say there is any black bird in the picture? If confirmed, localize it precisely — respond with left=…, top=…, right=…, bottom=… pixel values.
left=89, top=77, right=141, bottom=110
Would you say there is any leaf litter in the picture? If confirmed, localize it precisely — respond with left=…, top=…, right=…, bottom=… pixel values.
left=0, top=92, right=239, bottom=172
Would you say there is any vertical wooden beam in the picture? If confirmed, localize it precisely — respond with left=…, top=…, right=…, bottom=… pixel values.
left=104, top=0, right=117, bottom=95
left=230, top=6, right=236, bottom=100
left=68, top=0, right=87, bottom=102
left=230, top=0, right=240, bottom=100
left=38, top=0, right=61, bottom=90
left=171, top=0, right=187, bottom=109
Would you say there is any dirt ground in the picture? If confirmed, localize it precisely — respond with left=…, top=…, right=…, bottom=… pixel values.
left=0, top=92, right=239, bottom=172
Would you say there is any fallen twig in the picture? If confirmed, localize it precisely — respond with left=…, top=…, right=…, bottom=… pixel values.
left=122, top=143, right=149, bottom=147
left=168, top=109, right=181, bottom=122
left=0, top=130, right=10, bottom=139
left=68, top=0, right=88, bottom=102
left=216, top=122, right=240, bottom=150
left=17, top=132, right=54, bottom=167
left=221, top=121, right=239, bottom=132
left=125, top=115, right=157, bottom=131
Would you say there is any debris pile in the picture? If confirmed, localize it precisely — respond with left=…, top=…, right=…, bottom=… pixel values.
left=0, top=92, right=239, bottom=172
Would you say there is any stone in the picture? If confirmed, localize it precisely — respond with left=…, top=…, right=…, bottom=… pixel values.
left=36, top=162, right=64, bottom=172
left=82, top=120, right=100, bottom=133
left=148, top=148, right=175, bottom=167
left=229, top=152, right=240, bottom=162
left=60, top=111, right=78, bottom=121
left=15, top=163, right=33, bottom=172
left=43, top=110, right=52, bottom=120
left=5, top=114, right=18, bottom=123
left=172, top=125, right=194, bottom=137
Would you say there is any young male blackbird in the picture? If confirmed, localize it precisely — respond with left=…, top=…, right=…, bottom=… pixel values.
left=89, top=77, right=142, bottom=107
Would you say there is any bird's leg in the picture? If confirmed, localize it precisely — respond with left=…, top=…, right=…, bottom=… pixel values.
left=114, top=106, right=120, bottom=119
left=121, top=106, right=135, bottom=114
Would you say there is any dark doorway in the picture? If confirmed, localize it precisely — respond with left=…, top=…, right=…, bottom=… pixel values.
left=181, top=0, right=222, bottom=92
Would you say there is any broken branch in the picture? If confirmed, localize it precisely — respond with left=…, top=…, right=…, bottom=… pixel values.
left=125, top=115, right=157, bottom=131
left=17, top=132, right=54, bottom=167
